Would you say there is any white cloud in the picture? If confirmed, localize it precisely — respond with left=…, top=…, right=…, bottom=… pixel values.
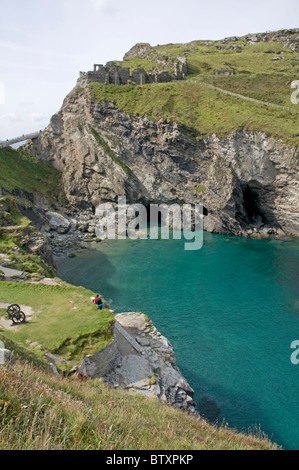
left=0, top=81, right=5, bottom=105
left=90, top=0, right=106, bottom=9
left=0, top=113, right=21, bottom=122
left=0, top=61, right=65, bottom=72
left=90, top=0, right=116, bottom=14
left=0, top=41, right=85, bottom=61
left=28, top=113, right=47, bottom=122
left=18, top=101, right=34, bottom=108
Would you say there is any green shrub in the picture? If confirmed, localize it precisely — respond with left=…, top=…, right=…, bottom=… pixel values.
left=195, top=184, right=206, bottom=193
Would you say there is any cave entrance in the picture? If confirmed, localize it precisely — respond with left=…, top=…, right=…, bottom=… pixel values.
left=242, top=185, right=261, bottom=221
left=240, top=184, right=269, bottom=226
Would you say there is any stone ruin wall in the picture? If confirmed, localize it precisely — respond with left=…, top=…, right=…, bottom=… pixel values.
left=87, top=62, right=187, bottom=86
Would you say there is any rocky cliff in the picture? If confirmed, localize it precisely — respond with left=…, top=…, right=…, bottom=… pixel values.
left=79, top=312, right=197, bottom=415
left=25, top=76, right=299, bottom=239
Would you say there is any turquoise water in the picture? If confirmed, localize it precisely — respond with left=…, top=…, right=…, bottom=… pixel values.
left=56, top=233, right=299, bottom=449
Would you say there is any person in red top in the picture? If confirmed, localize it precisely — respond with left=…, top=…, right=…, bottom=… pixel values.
left=93, top=294, right=105, bottom=310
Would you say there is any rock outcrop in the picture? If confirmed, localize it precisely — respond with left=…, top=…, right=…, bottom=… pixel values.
left=24, top=77, right=299, bottom=239
left=46, top=211, right=71, bottom=234
left=0, top=348, right=15, bottom=366
left=80, top=312, right=197, bottom=415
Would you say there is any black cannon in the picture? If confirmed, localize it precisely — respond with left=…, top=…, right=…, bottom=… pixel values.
left=6, top=304, right=26, bottom=325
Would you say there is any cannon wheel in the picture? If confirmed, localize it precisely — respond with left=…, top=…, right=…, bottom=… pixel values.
left=12, top=311, right=25, bottom=325
left=7, top=304, right=21, bottom=315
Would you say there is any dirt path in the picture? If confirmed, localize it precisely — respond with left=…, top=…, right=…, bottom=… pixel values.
left=191, top=79, right=299, bottom=114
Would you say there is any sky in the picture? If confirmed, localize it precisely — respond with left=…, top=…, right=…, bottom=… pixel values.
left=0, top=0, right=298, bottom=140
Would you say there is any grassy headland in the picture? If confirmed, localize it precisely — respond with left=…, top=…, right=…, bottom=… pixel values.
left=89, top=30, right=299, bottom=146
left=0, top=282, right=113, bottom=367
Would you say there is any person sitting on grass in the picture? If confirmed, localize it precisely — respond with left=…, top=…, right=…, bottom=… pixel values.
left=93, top=294, right=105, bottom=310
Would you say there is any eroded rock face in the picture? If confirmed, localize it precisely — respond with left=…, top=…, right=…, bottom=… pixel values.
left=80, top=313, right=197, bottom=415
left=25, top=79, right=299, bottom=238
left=24, top=232, right=54, bottom=266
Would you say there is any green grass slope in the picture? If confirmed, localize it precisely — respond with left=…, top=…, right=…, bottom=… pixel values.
left=158, top=36, right=298, bottom=78
left=0, top=147, right=64, bottom=203
left=90, top=80, right=299, bottom=145
left=0, top=195, right=57, bottom=278
left=0, top=282, right=113, bottom=368
left=0, top=351, right=278, bottom=450
left=88, top=29, right=299, bottom=146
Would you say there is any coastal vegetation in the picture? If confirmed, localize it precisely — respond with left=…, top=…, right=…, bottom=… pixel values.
left=0, top=147, right=64, bottom=203
left=90, top=80, right=299, bottom=146
left=0, top=197, right=55, bottom=278
left=0, top=341, right=278, bottom=450
left=0, top=147, right=66, bottom=277
left=0, top=282, right=113, bottom=367
left=90, top=31, right=299, bottom=146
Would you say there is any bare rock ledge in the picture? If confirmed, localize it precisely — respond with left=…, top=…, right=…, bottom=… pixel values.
left=80, top=312, right=198, bottom=416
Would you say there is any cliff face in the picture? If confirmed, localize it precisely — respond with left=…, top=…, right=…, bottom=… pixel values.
left=25, top=79, right=299, bottom=238
left=80, top=312, right=197, bottom=415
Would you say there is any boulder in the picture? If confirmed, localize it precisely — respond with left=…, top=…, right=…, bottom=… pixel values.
left=47, top=212, right=71, bottom=234
left=0, top=349, right=15, bottom=366
left=0, top=254, right=13, bottom=267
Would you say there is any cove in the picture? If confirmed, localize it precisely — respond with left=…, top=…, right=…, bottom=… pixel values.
left=56, top=232, right=299, bottom=450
